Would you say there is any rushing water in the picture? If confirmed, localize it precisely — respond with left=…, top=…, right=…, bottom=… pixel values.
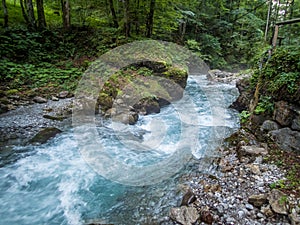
left=0, top=75, right=239, bottom=225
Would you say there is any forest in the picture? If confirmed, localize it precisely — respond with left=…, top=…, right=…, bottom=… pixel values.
left=0, top=0, right=299, bottom=95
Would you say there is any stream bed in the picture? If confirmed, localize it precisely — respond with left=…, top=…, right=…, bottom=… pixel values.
left=0, top=74, right=240, bottom=225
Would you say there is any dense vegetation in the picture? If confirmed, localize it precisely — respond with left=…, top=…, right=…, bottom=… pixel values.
left=0, top=0, right=299, bottom=95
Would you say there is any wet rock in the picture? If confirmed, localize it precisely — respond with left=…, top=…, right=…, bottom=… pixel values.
left=33, top=96, right=47, bottom=103
left=58, top=91, right=69, bottom=99
left=260, top=120, right=280, bottom=132
left=273, top=101, right=295, bottom=126
left=268, top=189, right=288, bottom=215
left=180, top=189, right=196, bottom=206
left=29, top=127, right=62, bottom=144
left=270, top=128, right=300, bottom=152
left=133, top=97, right=160, bottom=115
left=43, top=114, right=67, bottom=121
left=230, top=77, right=253, bottom=111
left=169, top=206, right=199, bottom=225
left=248, top=194, right=268, bottom=207
left=112, top=111, right=139, bottom=125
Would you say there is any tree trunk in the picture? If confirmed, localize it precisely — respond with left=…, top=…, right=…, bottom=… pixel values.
left=27, top=0, right=36, bottom=29
left=108, top=0, right=118, bottom=28
left=2, top=0, right=8, bottom=27
left=20, top=0, right=29, bottom=24
left=36, top=0, right=46, bottom=29
left=123, top=0, right=130, bottom=38
left=146, top=0, right=155, bottom=38
left=61, top=0, right=71, bottom=30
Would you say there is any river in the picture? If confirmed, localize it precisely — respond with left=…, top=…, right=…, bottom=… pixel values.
left=0, top=74, right=240, bottom=225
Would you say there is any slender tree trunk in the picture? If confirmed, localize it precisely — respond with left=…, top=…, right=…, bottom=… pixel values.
left=2, top=0, right=8, bottom=27
left=20, top=0, right=29, bottom=24
left=264, top=0, right=272, bottom=41
left=146, top=0, right=155, bottom=38
left=27, top=0, right=36, bottom=29
left=36, top=0, right=46, bottom=29
left=108, top=0, right=118, bottom=28
left=123, top=0, right=130, bottom=38
left=61, top=0, right=71, bottom=30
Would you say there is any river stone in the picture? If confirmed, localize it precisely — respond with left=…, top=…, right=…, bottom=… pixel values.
left=33, top=96, right=47, bottom=103
left=248, top=194, right=268, bottom=207
left=268, top=189, right=288, bottom=215
left=29, top=127, right=62, bottom=144
left=169, top=206, right=199, bottom=225
left=181, top=189, right=196, bottom=206
left=269, top=128, right=300, bottom=152
left=260, top=120, right=280, bottom=132
left=58, top=91, right=69, bottom=99
left=289, top=212, right=300, bottom=225
left=237, top=145, right=268, bottom=161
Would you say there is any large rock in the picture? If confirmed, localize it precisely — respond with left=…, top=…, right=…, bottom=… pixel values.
left=260, top=120, right=280, bottom=132
left=270, top=128, right=300, bottom=152
left=169, top=206, right=199, bottom=225
left=268, top=189, right=288, bottom=215
left=273, top=101, right=295, bottom=126
left=29, top=127, right=62, bottom=144
left=230, top=77, right=253, bottom=112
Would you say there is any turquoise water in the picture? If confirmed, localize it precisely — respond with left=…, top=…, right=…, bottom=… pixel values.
left=0, top=75, right=239, bottom=225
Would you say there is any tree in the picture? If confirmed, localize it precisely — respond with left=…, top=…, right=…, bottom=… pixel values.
left=123, top=0, right=130, bottom=37
left=146, top=0, right=155, bottom=37
left=2, top=0, right=8, bottom=27
left=26, top=0, right=37, bottom=29
left=108, top=0, right=118, bottom=28
left=61, top=0, right=71, bottom=30
left=36, top=0, right=47, bottom=29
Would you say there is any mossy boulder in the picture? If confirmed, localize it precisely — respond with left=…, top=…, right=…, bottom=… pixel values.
left=97, top=61, right=188, bottom=124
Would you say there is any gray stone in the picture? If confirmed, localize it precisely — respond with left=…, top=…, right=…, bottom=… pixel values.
left=58, top=91, right=69, bottom=99
left=169, top=206, right=199, bottom=225
left=261, top=120, right=280, bottom=132
left=245, top=203, right=254, bottom=210
left=273, top=101, right=295, bottom=126
left=268, top=189, right=288, bottom=215
left=237, top=145, right=268, bottom=161
left=270, top=128, right=300, bottom=152
left=52, top=96, right=59, bottom=101
left=33, top=96, right=47, bottom=103
left=248, top=194, right=268, bottom=207
left=292, top=116, right=300, bottom=131
left=289, top=212, right=300, bottom=225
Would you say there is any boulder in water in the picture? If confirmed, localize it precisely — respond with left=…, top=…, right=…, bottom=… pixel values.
left=29, top=127, right=62, bottom=144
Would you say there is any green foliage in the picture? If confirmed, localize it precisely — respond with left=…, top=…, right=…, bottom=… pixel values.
left=254, top=96, right=274, bottom=115
left=0, top=60, right=82, bottom=91
left=239, top=110, right=251, bottom=123
left=251, top=45, right=300, bottom=104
